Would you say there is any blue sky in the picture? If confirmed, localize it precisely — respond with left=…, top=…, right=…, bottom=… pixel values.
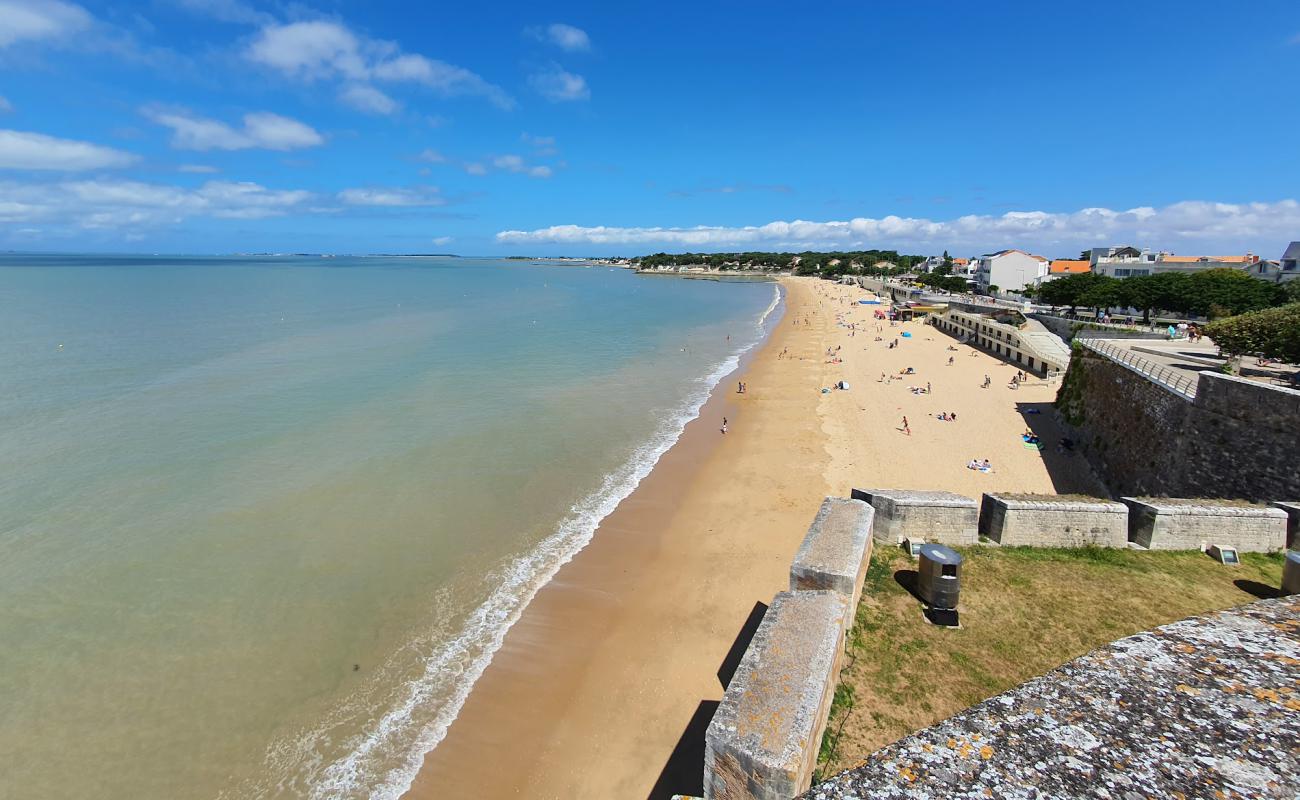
left=1, top=0, right=1298, bottom=257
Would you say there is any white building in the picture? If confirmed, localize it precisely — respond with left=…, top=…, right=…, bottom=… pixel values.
left=1089, top=245, right=1260, bottom=278
left=972, top=249, right=1049, bottom=293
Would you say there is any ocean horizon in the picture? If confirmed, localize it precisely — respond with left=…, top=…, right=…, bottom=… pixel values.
left=0, top=254, right=780, bottom=799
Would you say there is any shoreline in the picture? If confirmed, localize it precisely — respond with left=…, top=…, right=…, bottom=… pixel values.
left=404, top=278, right=832, bottom=798
left=402, top=276, right=1098, bottom=798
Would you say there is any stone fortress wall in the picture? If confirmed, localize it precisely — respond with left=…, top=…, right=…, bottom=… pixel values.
left=1057, top=347, right=1300, bottom=503
left=697, top=487, right=1296, bottom=800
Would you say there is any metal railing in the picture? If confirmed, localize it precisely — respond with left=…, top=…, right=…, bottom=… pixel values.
left=1078, top=338, right=1200, bottom=400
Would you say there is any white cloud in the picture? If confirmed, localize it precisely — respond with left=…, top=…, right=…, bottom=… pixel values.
left=0, top=177, right=314, bottom=228
left=173, top=0, right=273, bottom=26
left=521, top=132, right=557, bottom=156
left=415, top=148, right=445, bottom=163
left=337, top=187, right=444, bottom=207
left=339, top=83, right=399, bottom=114
left=432, top=235, right=453, bottom=246
left=528, top=66, right=589, bottom=102
left=495, top=200, right=1300, bottom=254
left=0, top=0, right=92, bottom=48
left=0, top=96, right=11, bottom=112
left=470, top=153, right=553, bottom=178
left=144, top=108, right=324, bottom=151
left=178, top=164, right=219, bottom=173
left=246, top=20, right=514, bottom=109
left=528, top=23, right=590, bottom=52
left=0, top=129, right=138, bottom=170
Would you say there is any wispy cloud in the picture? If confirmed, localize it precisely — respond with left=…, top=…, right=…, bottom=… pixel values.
left=172, top=0, right=273, bottom=26
left=0, top=129, right=137, bottom=170
left=0, top=177, right=314, bottom=228
left=461, top=154, right=552, bottom=178
left=337, top=186, right=444, bottom=207
left=0, top=0, right=92, bottom=48
left=528, top=65, right=589, bottom=102
left=521, top=132, right=558, bottom=156
left=144, top=108, right=324, bottom=151
left=526, top=23, right=591, bottom=52
left=178, top=164, right=219, bottom=173
left=246, top=20, right=514, bottom=110
left=415, top=148, right=446, bottom=163
left=431, top=235, right=453, bottom=246
left=495, top=200, right=1300, bottom=253
left=0, top=96, right=12, bottom=113
left=339, top=83, right=399, bottom=115
left=668, top=183, right=793, bottom=198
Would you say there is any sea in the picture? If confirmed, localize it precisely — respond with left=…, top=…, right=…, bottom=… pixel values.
left=0, top=254, right=780, bottom=800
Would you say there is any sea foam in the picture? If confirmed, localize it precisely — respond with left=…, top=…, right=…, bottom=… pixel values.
left=296, top=281, right=784, bottom=800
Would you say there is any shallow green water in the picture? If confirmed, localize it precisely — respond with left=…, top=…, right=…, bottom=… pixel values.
left=0, top=255, right=778, bottom=799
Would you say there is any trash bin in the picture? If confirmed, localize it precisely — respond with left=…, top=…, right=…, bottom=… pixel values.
left=1283, top=551, right=1300, bottom=596
left=917, top=544, right=962, bottom=610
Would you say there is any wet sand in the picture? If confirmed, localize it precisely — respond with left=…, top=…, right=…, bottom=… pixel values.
left=406, top=277, right=1099, bottom=799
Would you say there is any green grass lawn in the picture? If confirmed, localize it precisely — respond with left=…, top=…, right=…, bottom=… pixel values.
left=816, top=545, right=1287, bottom=779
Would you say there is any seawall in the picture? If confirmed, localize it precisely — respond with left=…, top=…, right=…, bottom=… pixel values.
left=1056, top=347, right=1300, bottom=501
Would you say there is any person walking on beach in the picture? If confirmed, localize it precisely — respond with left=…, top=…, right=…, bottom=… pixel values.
left=721, top=417, right=728, bottom=434
left=901, top=416, right=910, bottom=436
left=982, top=374, right=991, bottom=389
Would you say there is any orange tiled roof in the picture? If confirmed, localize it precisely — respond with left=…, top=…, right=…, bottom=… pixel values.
left=1159, top=255, right=1251, bottom=264
left=952, top=258, right=968, bottom=266
left=1049, top=259, right=1091, bottom=274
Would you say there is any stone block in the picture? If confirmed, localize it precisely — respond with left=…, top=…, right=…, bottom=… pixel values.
left=705, top=590, right=848, bottom=800
left=850, top=488, right=977, bottom=545
left=1123, top=498, right=1288, bottom=553
left=979, top=494, right=1128, bottom=547
left=790, top=498, right=874, bottom=630
left=1273, top=502, right=1300, bottom=550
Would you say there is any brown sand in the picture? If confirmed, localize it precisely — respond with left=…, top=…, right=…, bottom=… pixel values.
left=405, top=277, right=1099, bottom=800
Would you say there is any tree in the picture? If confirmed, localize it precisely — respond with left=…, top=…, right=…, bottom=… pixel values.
left=1204, top=303, right=1300, bottom=364
left=1079, top=279, right=1121, bottom=314
left=1183, top=269, right=1283, bottom=318
left=939, top=275, right=969, bottom=293
left=1115, top=273, right=1188, bottom=323
left=1037, top=272, right=1112, bottom=313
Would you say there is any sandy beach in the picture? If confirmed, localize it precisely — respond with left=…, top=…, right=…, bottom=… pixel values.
left=406, top=276, right=1100, bottom=799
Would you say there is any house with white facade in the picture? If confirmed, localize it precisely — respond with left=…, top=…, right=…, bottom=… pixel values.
left=972, top=249, right=1049, bottom=293
left=1089, top=245, right=1261, bottom=278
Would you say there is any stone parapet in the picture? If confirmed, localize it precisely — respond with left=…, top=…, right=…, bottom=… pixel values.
left=1273, top=502, right=1300, bottom=550
left=979, top=493, right=1128, bottom=547
left=1123, top=497, right=1288, bottom=552
left=804, top=597, right=1300, bottom=799
left=790, top=498, right=874, bottom=630
left=850, top=488, right=977, bottom=545
left=705, top=590, right=849, bottom=800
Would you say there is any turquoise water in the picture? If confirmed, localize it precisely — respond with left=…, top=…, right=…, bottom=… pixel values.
left=0, top=255, right=779, bottom=800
